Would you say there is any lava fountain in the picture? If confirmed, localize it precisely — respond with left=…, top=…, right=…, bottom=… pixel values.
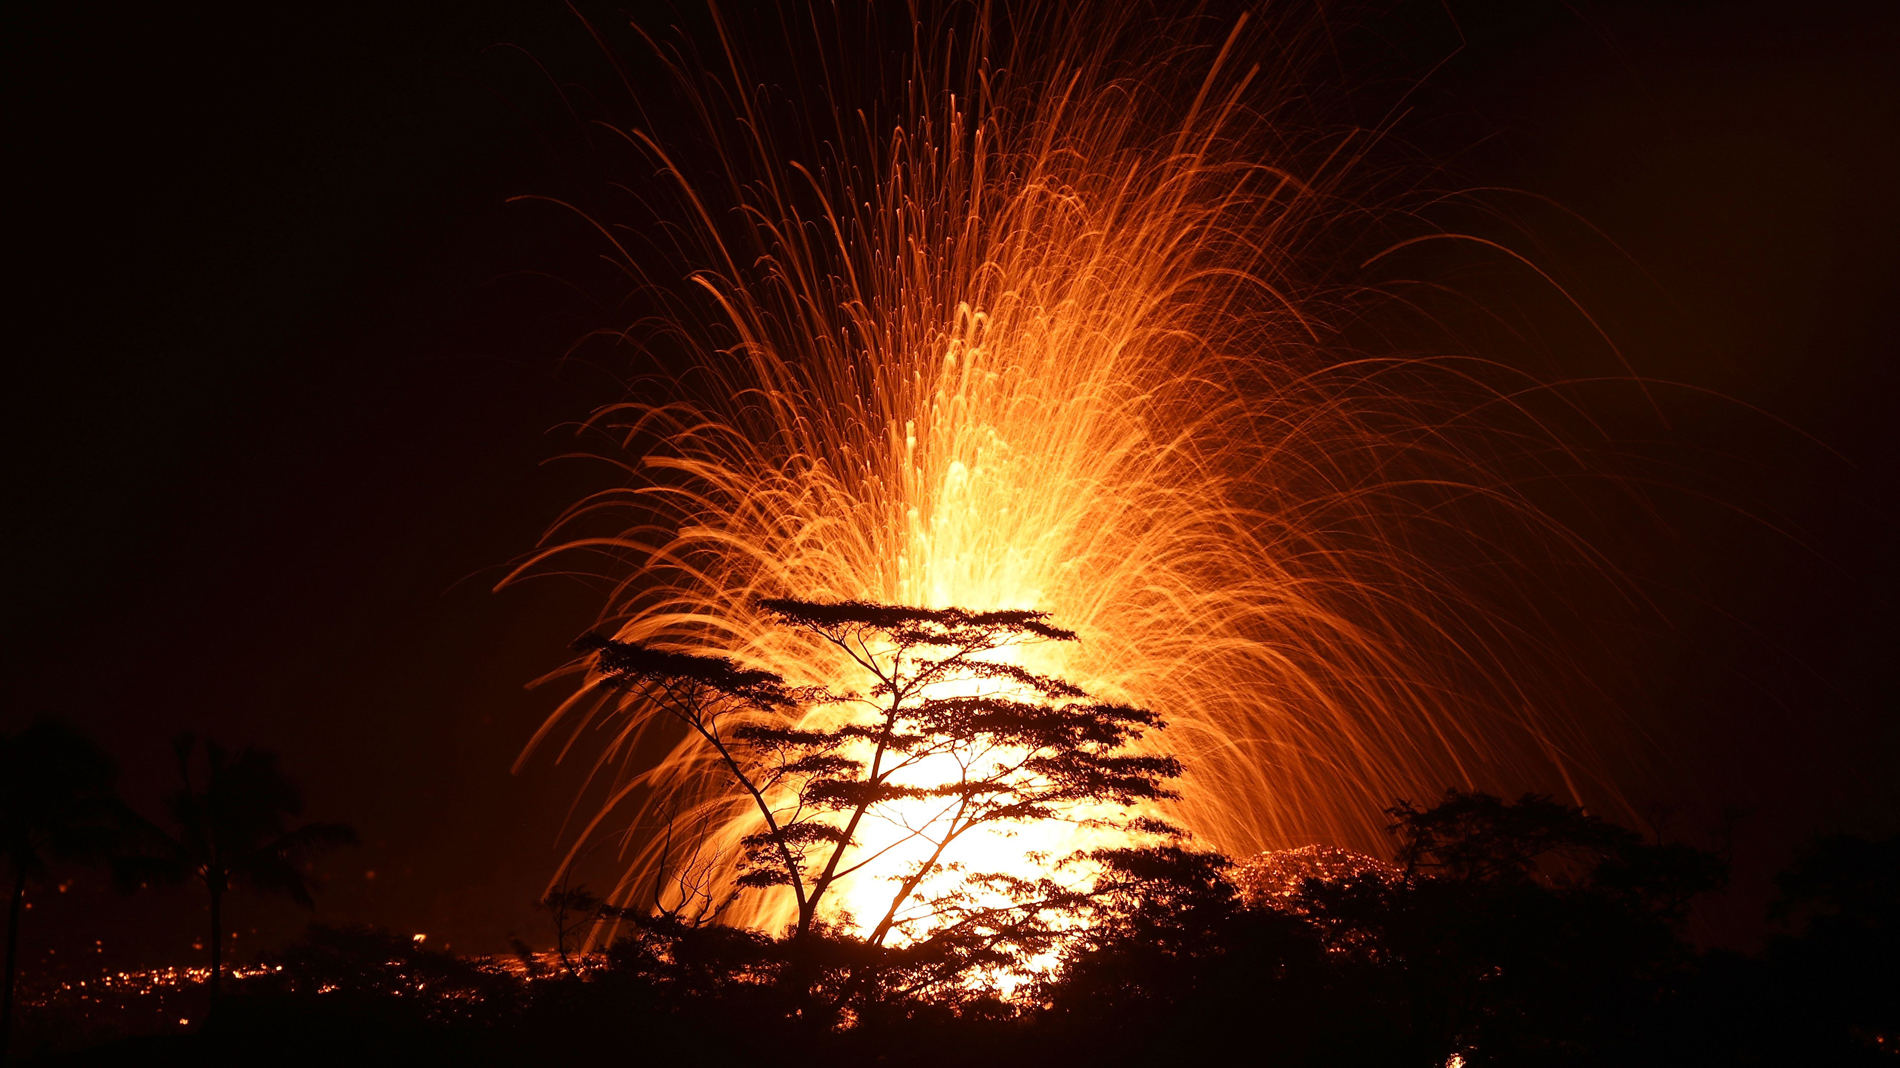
left=506, top=4, right=1631, bottom=938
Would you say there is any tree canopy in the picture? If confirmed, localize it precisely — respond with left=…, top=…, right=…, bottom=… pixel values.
left=1, top=720, right=132, bottom=1057
left=576, top=599, right=1182, bottom=1002
left=148, top=734, right=359, bottom=1001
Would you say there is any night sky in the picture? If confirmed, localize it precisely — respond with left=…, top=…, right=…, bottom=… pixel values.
left=5, top=0, right=1895, bottom=973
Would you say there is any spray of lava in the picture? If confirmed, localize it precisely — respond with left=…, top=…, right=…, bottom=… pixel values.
left=506, top=4, right=1630, bottom=938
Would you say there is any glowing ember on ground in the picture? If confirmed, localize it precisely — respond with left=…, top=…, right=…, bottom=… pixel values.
left=1232, top=845, right=1399, bottom=909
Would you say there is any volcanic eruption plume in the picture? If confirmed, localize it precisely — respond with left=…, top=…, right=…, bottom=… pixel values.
left=507, top=3, right=1634, bottom=936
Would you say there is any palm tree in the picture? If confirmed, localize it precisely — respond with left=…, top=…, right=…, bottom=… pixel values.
left=1, top=720, right=126, bottom=1057
left=156, top=733, right=358, bottom=1003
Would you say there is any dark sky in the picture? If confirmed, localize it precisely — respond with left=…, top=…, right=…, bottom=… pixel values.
left=4, top=0, right=1895, bottom=971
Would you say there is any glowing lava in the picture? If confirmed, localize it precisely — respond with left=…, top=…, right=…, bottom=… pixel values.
left=509, top=5, right=1620, bottom=942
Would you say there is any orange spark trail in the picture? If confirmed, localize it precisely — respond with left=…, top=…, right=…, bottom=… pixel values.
left=507, top=4, right=1631, bottom=940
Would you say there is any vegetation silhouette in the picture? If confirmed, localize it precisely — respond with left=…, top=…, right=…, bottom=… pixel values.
left=3, top=642, right=1884, bottom=1064
left=571, top=599, right=1183, bottom=1011
left=1644, top=830, right=1900, bottom=1067
left=39, top=796, right=1898, bottom=1067
left=1766, top=833, right=1899, bottom=1054
left=0, top=720, right=134, bottom=1059
left=144, top=734, right=359, bottom=1005
left=534, top=878, right=602, bottom=976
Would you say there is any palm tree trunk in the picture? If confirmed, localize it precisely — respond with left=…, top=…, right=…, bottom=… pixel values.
left=3, top=868, right=26, bottom=1059
left=208, top=883, right=223, bottom=1006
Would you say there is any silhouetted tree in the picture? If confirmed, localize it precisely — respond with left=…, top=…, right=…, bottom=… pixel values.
left=578, top=599, right=1181, bottom=1005
left=150, top=734, right=358, bottom=1004
left=1765, top=832, right=1899, bottom=1061
left=537, top=879, right=604, bottom=975
left=1041, top=841, right=1440, bottom=1067
left=0, top=719, right=129, bottom=1058
left=1288, top=791, right=1724, bottom=1066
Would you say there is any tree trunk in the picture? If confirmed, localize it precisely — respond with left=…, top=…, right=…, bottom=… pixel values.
left=2, top=868, right=25, bottom=1059
left=207, top=882, right=223, bottom=1007
left=555, top=902, right=572, bottom=976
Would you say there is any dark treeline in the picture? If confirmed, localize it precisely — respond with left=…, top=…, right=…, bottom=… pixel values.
left=3, top=603, right=1890, bottom=1066
left=1, top=722, right=356, bottom=1060
left=5, top=606, right=1896, bottom=1066
left=21, top=788, right=1895, bottom=1067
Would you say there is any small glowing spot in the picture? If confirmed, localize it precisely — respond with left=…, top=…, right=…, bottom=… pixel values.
left=411, top=933, right=427, bottom=942
left=178, top=1018, right=189, bottom=1027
